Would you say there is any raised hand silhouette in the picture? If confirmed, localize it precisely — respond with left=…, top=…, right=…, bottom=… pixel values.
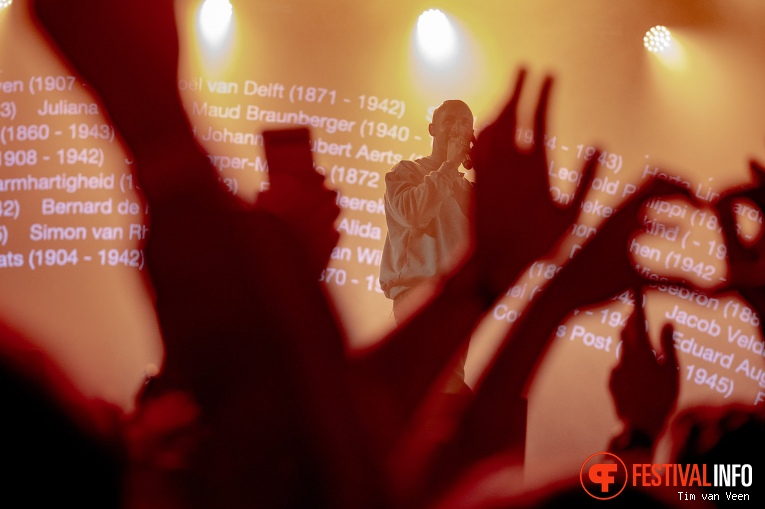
left=406, top=176, right=695, bottom=506
left=715, top=151, right=765, bottom=317
left=608, top=296, right=679, bottom=462
left=471, top=70, right=600, bottom=297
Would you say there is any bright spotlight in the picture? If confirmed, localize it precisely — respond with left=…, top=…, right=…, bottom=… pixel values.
left=199, top=0, right=233, bottom=45
left=644, top=25, right=672, bottom=53
left=0, top=0, right=12, bottom=10
left=416, top=9, right=457, bottom=64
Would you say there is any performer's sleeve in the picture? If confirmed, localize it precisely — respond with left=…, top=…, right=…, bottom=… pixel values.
left=384, top=161, right=455, bottom=229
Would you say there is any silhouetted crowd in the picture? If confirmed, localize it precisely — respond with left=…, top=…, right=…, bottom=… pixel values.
left=2, top=1, right=763, bottom=507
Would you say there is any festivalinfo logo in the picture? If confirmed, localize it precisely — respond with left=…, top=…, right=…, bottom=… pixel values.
left=580, top=452, right=753, bottom=502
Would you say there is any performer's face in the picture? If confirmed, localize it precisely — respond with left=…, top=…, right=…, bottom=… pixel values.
left=431, top=101, right=474, bottom=146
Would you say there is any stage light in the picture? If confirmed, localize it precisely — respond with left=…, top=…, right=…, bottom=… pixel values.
left=644, top=25, right=672, bottom=53
left=0, top=0, right=12, bottom=10
left=416, top=9, right=457, bottom=64
left=199, top=0, right=233, bottom=46
left=644, top=25, right=685, bottom=70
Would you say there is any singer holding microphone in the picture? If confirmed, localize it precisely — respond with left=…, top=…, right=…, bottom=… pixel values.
left=379, top=99, right=475, bottom=394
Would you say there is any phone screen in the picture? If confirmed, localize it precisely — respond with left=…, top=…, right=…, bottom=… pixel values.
left=262, top=127, right=323, bottom=186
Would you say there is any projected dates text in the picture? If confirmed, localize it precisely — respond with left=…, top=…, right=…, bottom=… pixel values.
left=1, top=124, right=50, bottom=144
left=0, top=199, right=20, bottom=219
left=28, top=75, right=78, bottom=94
left=0, top=148, right=105, bottom=167
left=0, top=149, right=38, bottom=167
left=68, top=123, right=115, bottom=141
left=359, top=120, right=409, bottom=141
left=0, top=101, right=17, bottom=120
left=516, top=126, right=623, bottom=173
left=1, top=124, right=115, bottom=145
left=56, top=147, right=104, bottom=167
left=686, top=364, right=735, bottom=398
left=358, top=95, right=405, bottom=119
left=0, top=75, right=147, bottom=272
left=328, top=165, right=380, bottom=188
left=24, top=247, right=145, bottom=270
left=318, top=267, right=384, bottom=294
left=289, top=85, right=336, bottom=105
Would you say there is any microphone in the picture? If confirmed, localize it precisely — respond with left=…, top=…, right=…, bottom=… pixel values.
left=463, top=153, right=473, bottom=170
left=463, top=135, right=476, bottom=169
